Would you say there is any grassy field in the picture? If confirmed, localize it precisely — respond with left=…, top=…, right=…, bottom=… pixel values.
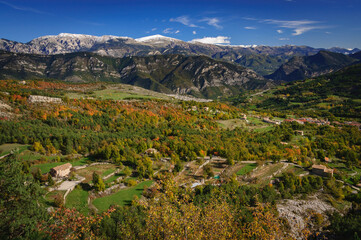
left=237, top=163, right=258, bottom=176
left=76, top=164, right=117, bottom=183
left=104, top=172, right=123, bottom=184
left=43, top=190, right=66, bottom=207
left=217, top=119, right=246, bottom=130
left=65, top=188, right=89, bottom=214
left=0, top=144, right=29, bottom=156
left=32, top=158, right=89, bottom=173
left=101, top=168, right=116, bottom=177
left=66, top=85, right=170, bottom=101
left=93, top=180, right=154, bottom=212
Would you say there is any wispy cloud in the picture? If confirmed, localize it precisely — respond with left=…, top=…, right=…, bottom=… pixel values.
left=190, top=36, right=230, bottom=45
left=0, top=0, right=49, bottom=15
left=244, top=26, right=257, bottom=30
left=163, top=28, right=180, bottom=34
left=200, top=17, right=222, bottom=29
left=279, top=38, right=290, bottom=40
left=244, top=17, right=329, bottom=36
left=170, top=16, right=198, bottom=27
left=193, top=31, right=197, bottom=35
left=262, top=19, right=328, bottom=36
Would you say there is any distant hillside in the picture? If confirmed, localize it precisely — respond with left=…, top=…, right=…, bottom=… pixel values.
left=242, top=63, right=361, bottom=119
left=266, top=51, right=358, bottom=82
left=351, top=51, right=361, bottom=60
left=0, top=51, right=272, bottom=98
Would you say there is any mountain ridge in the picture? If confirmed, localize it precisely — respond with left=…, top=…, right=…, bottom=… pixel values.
left=0, top=50, right=272, bottom=98
left=266, top=50, right=359, bottom=82
left=1, top=33, right=359, bottom=76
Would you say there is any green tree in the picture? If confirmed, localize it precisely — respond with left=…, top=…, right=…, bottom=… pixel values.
left=123, top=166, right=132, bottom=177
left=0, top=155, right=47, bottom=239
left=47, top=174, right=55, bottom=186
left=93, top=172, right=105, bottom=192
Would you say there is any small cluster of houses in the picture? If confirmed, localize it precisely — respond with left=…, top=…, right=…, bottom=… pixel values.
left=283, top=118, right=330, bottom=126
left=283, top=118, right=361, bottom=129
left=262, top=117, right=281, bottom=125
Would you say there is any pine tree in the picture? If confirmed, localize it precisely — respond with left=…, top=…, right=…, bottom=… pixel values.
left=0, top=155, right=47, bottom=239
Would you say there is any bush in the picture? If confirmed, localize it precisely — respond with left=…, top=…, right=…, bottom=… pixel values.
left=126, top=179, right=137, bottom=187
left=54, top=193, right=64, bottom=208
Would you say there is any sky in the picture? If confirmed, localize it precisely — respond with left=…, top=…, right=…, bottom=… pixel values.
left=0, top=0, right=360, bottom=49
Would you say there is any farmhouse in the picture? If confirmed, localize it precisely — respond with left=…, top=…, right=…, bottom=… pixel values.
left=144, top=148, right=158, bottom=156
left=50, top=163, right=72, bottom=178
left=311, top=164, right=333, bottom=177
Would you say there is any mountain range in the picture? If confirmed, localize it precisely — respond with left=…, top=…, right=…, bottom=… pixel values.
left=0, top=51, right=270, bottom=98
left=1, top=33, right=360, bottom=76
left=1, top=33, right=360, bottom=99
left=266, top=51, right=360, bottom=82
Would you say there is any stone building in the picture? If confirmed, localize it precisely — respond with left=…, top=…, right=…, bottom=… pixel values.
left=311, top=164, right=333, bottom=177
left=50, top=163, right=72, bottom=178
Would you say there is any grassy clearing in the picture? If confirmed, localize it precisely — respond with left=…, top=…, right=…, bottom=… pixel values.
left=76, top=164, right=117, bottom=183
left=237, top=163, right=258, bottom=176
left=101, top=168, right=116, bottom=177
left=43, top=190, right=66, bottom=207
left=65, top=188, right=89, bottom=214
left=105, top=172, right=123, bottom=184
left=32, top=158, right=89, bottom=173
left=66, top=85, right=170, bottom=101
left=217, top=119, right=246, bottom=130
left=93, top=180, right=154, bottom=212
left=0, top=144, right=29, bottom=156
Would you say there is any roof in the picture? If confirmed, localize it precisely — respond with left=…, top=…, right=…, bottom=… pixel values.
left=312, top=164, right=327, bottom=170
left=52, top=163, right=72, bottom=171
left=312, top=164, right=333, bottom=173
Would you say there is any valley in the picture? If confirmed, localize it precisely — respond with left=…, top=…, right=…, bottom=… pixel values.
left=0, top=20, right=360, bottom=240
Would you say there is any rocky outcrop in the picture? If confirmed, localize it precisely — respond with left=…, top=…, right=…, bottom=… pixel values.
left=28, top=95, right=62, bottom=104
left=277, top=197, right=337, bottom=239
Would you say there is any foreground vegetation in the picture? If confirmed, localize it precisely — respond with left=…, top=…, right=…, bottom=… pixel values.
left=0, top=78, right=360, bottom=239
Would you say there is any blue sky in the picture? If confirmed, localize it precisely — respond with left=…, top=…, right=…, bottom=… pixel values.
left=0, top=0, right=360, bottom=48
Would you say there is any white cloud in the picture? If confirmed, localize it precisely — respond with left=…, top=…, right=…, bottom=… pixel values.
left=279, top=38, right=290, bottom=40
left=193, top=31, right=197, bottom=35
left=244, top=26, right=256, bottom=30
left=200, top=17, right=222, bottom=29
left=190, top=36, right=231, bottom=45
left=262, top=19, right=328, bottom=36
left=170, top=16, right=198, bottom=27
left=163, top=28, right=179, bottom=34
left=277, top=29, right=283, bottom=34
left=151, top=28, right=157, bottom=31
left=163, top=28, right=173, bottom=34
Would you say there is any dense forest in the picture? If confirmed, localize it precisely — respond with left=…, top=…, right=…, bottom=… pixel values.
left=0, top=79, right=360, bottom=239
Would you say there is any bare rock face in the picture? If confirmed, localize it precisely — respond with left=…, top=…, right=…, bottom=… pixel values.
left=28, top=95, right=62, bottom=104
left=277, top=197, right=337, bottom=239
